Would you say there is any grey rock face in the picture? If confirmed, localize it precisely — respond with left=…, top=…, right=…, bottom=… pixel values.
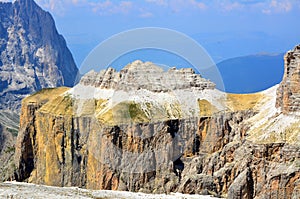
left=0, top=0, right=78, bottom=182
left=80, top=60, right=215, bottom=92
left=276, top=45, right=300, bottom=114
left=15, top=94, right=300, bottom=198
left=0, top=0, right=78, bottom=111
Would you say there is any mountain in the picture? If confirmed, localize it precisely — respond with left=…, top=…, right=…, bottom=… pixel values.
left=13, top=43, right=300, bottom=198
left=0, top=0, right=78, bottom=111
left=217, top=53, right=284, bottom=93
left=0, top=0, right=78, bottom=181
left=276, top=46, right=300, bottom=113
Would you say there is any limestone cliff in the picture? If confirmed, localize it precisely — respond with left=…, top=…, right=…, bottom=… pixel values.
left=0, top=0, right=78, bottom=181
left=0, top=0, right=78, bottom=111
left=276, top=45, right=300, bottom=114
left=80, top=61, right=215, bottom=92
left=14, top=60, right=300, bottom=198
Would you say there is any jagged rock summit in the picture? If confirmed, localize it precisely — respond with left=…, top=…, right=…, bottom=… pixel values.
left=276, top=45, right=300, bottom=114
left=69, top=61, right=224, bottom=124
left=0, top=0, right=78, bottom=182
left=13, top=53, right=300, bottom=198
left=0, top=0, right=78, bottom=111
left=80, top=60, right=215, bottom=92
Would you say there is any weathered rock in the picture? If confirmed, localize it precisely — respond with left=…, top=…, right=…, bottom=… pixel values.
left=276, top=45, right=300, bottom=114
left=80, top=60, right=215, bottom=92
left=14, top=85, right=300, bottom=198
left=227, top=168, right=253, bottom=199
left=14, top=52, right=300, bottom=198
left=0, top=0, right=78, bottom=182
left=0, top=0, right=78, bottom=111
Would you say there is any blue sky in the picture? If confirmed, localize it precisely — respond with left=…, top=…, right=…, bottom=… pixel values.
left=16, top=0, right=300, bottom=66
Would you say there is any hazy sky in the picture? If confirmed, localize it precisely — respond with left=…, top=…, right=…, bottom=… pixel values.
left=5, top=0, right=300, bottom=66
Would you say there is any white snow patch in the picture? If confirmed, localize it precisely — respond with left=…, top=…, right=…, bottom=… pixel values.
left=68, top=84, right=115, bottom=100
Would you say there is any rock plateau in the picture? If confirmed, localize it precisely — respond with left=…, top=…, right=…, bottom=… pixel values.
left=14, top=47, right=300, bottom=198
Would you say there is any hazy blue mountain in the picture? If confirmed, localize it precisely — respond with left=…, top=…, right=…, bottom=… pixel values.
left=217, top=53, right=284, bottom=93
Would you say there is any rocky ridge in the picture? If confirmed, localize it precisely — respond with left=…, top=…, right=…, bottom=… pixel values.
left=0, top=0, right=78, bottom=182
left=0, top=0, right=78, bottom=111
left=14, top=45, right=300, bottom=199
left=80, top=60, right=215, bottom=92
left=276, top=45, right=300, bottom=114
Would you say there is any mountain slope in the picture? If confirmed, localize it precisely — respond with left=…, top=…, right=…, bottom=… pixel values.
left=0, top=0, right=78, bottom=181
left=217, top=53, right=284, bottom=93
left=14, top=50, right=300, bottom=198
left=0, top=0, right=78, bottom=111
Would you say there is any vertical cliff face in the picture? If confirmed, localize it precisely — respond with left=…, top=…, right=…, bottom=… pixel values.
left=14, top=90, right=251, bottom=195
left=0, top=0, right=78, bottom=181
left=15, top=92, right=300, bottom=198
left=14, top=59, right=300, bottom=198
left=276, top=45, right=300, bottom=114
left=0, top=0, right=78, bottom=111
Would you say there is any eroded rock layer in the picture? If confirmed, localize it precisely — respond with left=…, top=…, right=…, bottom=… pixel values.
left=276, top=45, right=300, bottom=114
left=0, top=0, right=78, bottom=111
left=80, top=60, right=215, bottom=92
left=14, top=57, right=300, bottom=198
left=0, top=0, right=78, bottom=182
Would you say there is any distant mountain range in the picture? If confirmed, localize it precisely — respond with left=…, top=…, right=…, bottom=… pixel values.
left=217, top=53, right=284, bottom=93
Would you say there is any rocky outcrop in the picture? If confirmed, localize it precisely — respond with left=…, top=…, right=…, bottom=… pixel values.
left=0, top=0, right=78, bottom=182
left=276, top=45, right=300, bottom=114
left=14, top=90, right=247, bottom=195
left=80, top=60, right=215, bottom=92
left=14, top=56, right=300, bottom=198
left=14, top=90, right=300, bottom=198
left=0, top=0, right=78, bottom=111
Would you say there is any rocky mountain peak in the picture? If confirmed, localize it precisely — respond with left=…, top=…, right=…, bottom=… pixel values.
left=276, top=44, right=300, bottom=114
left=13, top=59, right=300, bottom=198
left=0, top=0, right=78, bottom=111
left=15, top=0, right=39, bottom=10
left=79, top=61, right=215, bottom=92
left=122, top=60, right=163, bottom=72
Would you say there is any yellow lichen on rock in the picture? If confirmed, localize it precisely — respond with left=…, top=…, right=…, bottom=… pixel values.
left=39, top=95, right=74, bottom=116
left=198, top=99, right=218, bottom=117
left=97, top=101, right=149, bottom=125
left=23, top=87, right=70, bottom=105
left=226, top=93, right=263, bottom=111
